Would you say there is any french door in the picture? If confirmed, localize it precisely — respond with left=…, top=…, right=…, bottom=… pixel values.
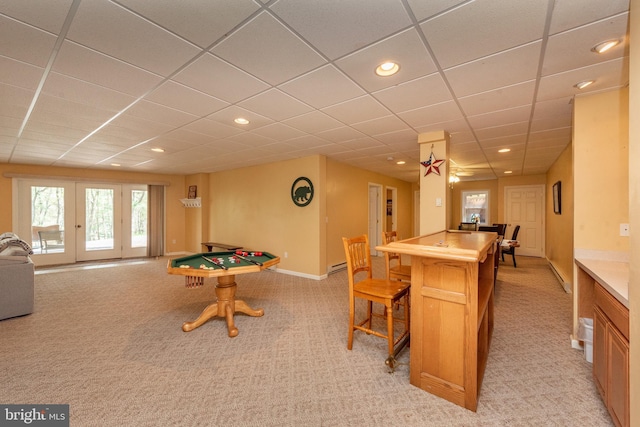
left=16, top=179, right=148, bottom=266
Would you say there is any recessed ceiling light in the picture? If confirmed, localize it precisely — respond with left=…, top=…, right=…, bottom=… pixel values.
left=375, top=61, right=400, bottom=77
left=234, top=117, right=249, bottom=125
left=111, top=163, right=121, bottom=167
left=504, top=170, right=513, bottom=174
left=592, top=39, right=620, bottom=54
left=498, top=148, right=511, bottom=153
left=574, top=80, right=594, bottom=90
left=151, top=147, right=164, bottom=153
left=396, top=160, right=406, bottom=165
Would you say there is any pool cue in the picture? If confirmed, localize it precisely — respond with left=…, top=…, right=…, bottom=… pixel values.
left=202, top=255, right=227, bottom=270
left=233, top=252, right=262, bottom=266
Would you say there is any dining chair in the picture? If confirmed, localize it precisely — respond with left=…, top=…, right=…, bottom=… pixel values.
left=342, top=234, right=410, bottom=368
left=382, top=231, right=411, bottom=283
left=492, top=223, right=507, bottom=237
left=501, top=225, right=521, bottom=267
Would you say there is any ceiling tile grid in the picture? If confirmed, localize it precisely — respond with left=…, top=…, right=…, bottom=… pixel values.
left=0, top=0, right=631, bottom=181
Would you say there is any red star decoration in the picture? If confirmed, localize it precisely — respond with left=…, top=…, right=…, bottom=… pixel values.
left=420, top=152, right=444, bottom=176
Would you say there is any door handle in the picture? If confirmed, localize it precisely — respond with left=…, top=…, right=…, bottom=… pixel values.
left=76, top=224, right=82, bottom=228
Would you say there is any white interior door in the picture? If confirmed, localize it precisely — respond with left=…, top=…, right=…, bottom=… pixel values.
left=505, top=185, right=545, bottom=257
left=76, top=183, right=122, bottom=261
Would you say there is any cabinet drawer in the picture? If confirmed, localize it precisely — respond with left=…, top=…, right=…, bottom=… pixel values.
left=595, top=282, right=629, bottom=340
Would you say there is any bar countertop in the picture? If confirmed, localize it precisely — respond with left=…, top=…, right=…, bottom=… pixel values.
left=575, top=258, right=629, bottom=308
left=376, top=230, right=496, bottom=262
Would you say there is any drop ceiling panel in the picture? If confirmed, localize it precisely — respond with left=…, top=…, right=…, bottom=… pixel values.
left=211, top=12, right=325, bottom=86
left=336, top=28, right=437, bottom=92
left=351, top=115, right=412, bottom=137
left=173, top=53, right=269, bottom=103
left=52, top=41, right=164, bottom=97
left=278, top=65, right=365, bottom=109
left=406, top=0, right=468, bottom=21
left=271, top=0, right=412, bottom=60
left=181, top=118, right=243, bottom=139
left=67, top=1, right=201, bottom=76
left=458, top=81, right=536, bottom=117
left=251, top=123, right=306, bottom=141
left=118, top=0, right=260, bottom=49
left=146, top=81, right=229, bottom=117
left=373, top=73, right=452, bottom=114
left=543, top=14, right=629, bottom=76
left=0, top=57, right=44, bottom=91
left=548, top=0, right=629, bottom=35
left=444, top=42, right=542, bottom=98
left=421, top=0, right=548, bottom=69
left=238, top=89, right=314, bottom=121
left=0, top=0, right=74, bottom=34
left=43, top=72, right=136, bottom=112
left=284, top=111, right=344, bottom=134
left=397, top=101, right=463, bottom=129
left=537, top=58, right=629, bottom=101
left=122, top=100, right=198, bottom=128
left=0, top=15, right=57, bottom=67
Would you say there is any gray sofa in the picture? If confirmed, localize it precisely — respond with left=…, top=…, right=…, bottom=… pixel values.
left=0, top=233, right=34, bottom=320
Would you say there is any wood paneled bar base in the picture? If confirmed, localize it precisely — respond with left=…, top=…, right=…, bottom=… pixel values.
left=377, top=230, right=497, bottom=412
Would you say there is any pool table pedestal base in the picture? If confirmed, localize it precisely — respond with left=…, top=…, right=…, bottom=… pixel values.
left=181, top=275, right=264, bottom=337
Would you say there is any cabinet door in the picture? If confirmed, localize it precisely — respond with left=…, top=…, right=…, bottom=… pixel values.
left=593, top=308, right=607, bottom=399
left=608, top=326, right=629, bottom=427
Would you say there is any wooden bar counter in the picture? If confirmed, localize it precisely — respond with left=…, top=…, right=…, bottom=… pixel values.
left=377, top=230, right=497, bottom=411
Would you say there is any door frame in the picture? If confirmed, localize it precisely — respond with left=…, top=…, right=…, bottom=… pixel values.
left=368, top=183, right=383, bottom=256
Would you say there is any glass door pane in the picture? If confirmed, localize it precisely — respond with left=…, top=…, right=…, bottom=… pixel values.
left=122, top=184, right=148, bottom=258
left=30, top=186, right=66, bottom=255
left=85, top=188, right=115, bottom=251
left=76, top=184, right=122, bottom=261
left=16, top=179, right=75, bottom=266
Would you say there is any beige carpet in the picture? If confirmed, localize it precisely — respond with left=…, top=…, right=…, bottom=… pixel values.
left=0, top=256, right=613, bottom=426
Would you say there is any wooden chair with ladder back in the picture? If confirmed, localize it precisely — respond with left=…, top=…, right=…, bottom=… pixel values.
left=342, top=234, right=410, bottom=370
left=382, top=231, right=411, bottom=283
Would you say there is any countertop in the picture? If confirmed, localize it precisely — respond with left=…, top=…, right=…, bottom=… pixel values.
left=575, top=258, right=629, bottom=308
left=376, top=230, right=496, bottom=262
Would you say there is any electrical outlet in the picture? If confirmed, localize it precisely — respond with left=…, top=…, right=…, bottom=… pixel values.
left=620, top=223, right=629, bottom=237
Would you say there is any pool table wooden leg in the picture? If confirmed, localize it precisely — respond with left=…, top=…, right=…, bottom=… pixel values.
left=182, top=274, right=263, bottom=337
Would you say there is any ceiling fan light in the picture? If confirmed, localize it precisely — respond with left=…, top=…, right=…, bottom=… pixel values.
left=574, top=80, right=594, bottom=90
left=592, top=40, right=619, bottom=54
left=375, top=61, right=400, bottom=76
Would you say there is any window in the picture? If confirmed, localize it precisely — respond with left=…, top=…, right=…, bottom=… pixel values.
left=461, top=190, right=490, bottom=225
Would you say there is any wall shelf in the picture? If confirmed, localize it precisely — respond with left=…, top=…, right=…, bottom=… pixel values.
left=180, top=197, right=201, bottom=208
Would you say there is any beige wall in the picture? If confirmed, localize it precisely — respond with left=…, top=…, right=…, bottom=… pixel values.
left=326, top=157, right=413, bottom=270
left=207, top=155, right=326, bottom=277
left=574, top=89, right=630, bottom=253
left=546, top=144, right=574, bottom=285
left=0, top=163, right=187, bottom=254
